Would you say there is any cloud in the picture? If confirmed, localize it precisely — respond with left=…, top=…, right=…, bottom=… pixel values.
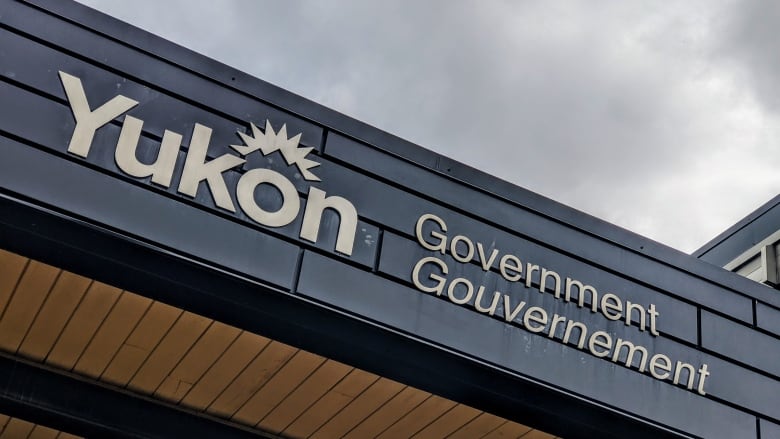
left=716, top=0, right=780, bottom=113
left=76, top=0, right=780, bottom=253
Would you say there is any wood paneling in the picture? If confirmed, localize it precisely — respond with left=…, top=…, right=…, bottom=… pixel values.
left=0, top=250, right=28, bottom=318
left=18, top=271, right=91, bottom=362
left=27, top=424, right=60, bottom=439
left=520, top=430, right=558, bottom=439
left=343, top=386, right=429, bottom=438
left=155, top=321, right=241, bottom=402
left=0, top=417, right=35, bottom=439
left=0, top=413, right=82, bottom=439
left=46, top=281, right=122, bottom=370
left=75, top=292, right=152, bottom=378
left=411, top=404, right=481, bottom=438
left=0, top=260, right=59, bottom=352
left=100, top=301, right=181, bottom=386
left=377, top=395, right=457, bottom=438
left=235, top=350, right=325, bottom=426
left=448, top=412, right=507, bottom=439
left=179, top=331, right=270, bottom=410
left=484, top=420, right=533, bottom=438
left=282, top=369, right=378, bottom=438
left=208, top=341, right=298, bottom=418
left=127, top=311, right=211, bottom=394
left=313, top=377, right=405, bottom=438
left=261, top=359, right=353, bottom=434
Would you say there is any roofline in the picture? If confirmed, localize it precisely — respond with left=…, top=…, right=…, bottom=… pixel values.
left=693, top=194, right=780, bottom=259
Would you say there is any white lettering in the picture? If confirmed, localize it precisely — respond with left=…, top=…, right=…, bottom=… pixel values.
left=523, top=307, right=548, bottom=333
left=476, top=243, right=499, bottom=272
left=499, top=254, right=522, bottom=282
left=236, top=168, right=299, bottom=227
left=412, top=257, right=448, bottom=296
left=115, top=115, right=180, bottom=187
left=300, top=187, right=358, bottom=255
left=474, top=286, right=500, bottom=315
left=450, top=235, right=475, bottom=263
left=448, top=278, right=474, bottom=305
left=415, top=214, right=447, bottom=253
left=502, top=295, right=527, bottom=322
left=177, top=124, right=245, bottom=212
left=649, top=353, right=672, bottom=380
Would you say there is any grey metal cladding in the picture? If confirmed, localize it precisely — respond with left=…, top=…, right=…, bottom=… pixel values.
left=757, top=302, right=780, bottom=336
left=701, top=310, right=780, bottom=378
left=762, top=419, right=780, bottom=439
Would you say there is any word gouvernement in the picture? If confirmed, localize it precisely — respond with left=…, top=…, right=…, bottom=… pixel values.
left=411, top=213, right=711, bottom=395
left=58, top=71, right=358, bottom=256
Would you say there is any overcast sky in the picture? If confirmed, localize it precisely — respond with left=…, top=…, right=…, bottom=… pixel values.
left=76, top=0, right=780, bottom=254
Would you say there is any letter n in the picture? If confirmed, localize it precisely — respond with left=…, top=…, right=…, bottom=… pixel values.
left=300, top=187, right=358, bottom=255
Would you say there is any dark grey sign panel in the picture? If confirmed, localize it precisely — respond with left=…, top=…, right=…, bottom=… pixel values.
left=1, top=1, right=779, bottom=438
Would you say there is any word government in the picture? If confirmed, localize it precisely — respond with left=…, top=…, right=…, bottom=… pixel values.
left=58, top=71, right=358, bottom=256
left=411, top=213, right=711, bottom=395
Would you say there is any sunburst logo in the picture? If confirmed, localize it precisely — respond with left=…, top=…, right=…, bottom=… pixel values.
left=230, top=121, right=321, bottom=182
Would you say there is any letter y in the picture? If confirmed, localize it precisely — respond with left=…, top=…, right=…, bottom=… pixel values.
left=59, top=71, right=138, bottom=157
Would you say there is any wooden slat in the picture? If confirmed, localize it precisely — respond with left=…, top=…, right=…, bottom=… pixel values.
left=377, top=395, right=457, bottom=438
left=259, top=359, right=352, bottom=434
left=411, top=403, right=481, bottom=438
left=127, top=311, right=211, bottom=394
left=0, top=417, right=34, bottom=438
left=0, top=414, right=80, bottom=439
left=232, top=350, right=324, bottom=426
left=46, top=282, right=122, bottom=370
left=519, top=430, right=557, bottom=439
left=0, top=250, right=28, bottom=318
left=74, top=292, right=152, bottom=378
left=343, top=386, right=430, bottom=439
left=207, top=341, right=298, bottom=419
left=448, top=412, right=507, bottom=439
left=282, top=369, right=378, bottom=438
left=313, top=377, right=405, bottom=439
left=28, top=424, right=60, bottom=439
left=180, top=331, right=270, bottom=411
left=0, top=261, right=59, bottom=352
left=155, top=321, right=241, bottom=403
left=100, top=301, right=181, bottom=386
left=482, top=420, right=533, bottom=438
left=19, top=271, right=91, bottom=361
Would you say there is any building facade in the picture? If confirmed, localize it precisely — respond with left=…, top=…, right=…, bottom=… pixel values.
left=0, top=1, right=778, bottom=438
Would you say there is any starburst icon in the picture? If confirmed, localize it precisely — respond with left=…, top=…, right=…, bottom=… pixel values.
left=231, top=121, right=321, bottom=181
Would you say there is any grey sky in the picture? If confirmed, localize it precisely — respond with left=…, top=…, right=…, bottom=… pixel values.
left=76, top=0, right=780, bottom=253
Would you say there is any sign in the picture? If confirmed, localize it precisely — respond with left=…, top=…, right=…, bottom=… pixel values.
left=58, top=71, right=359, bottom=256
left=411, top=213, right=711, bottom=395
